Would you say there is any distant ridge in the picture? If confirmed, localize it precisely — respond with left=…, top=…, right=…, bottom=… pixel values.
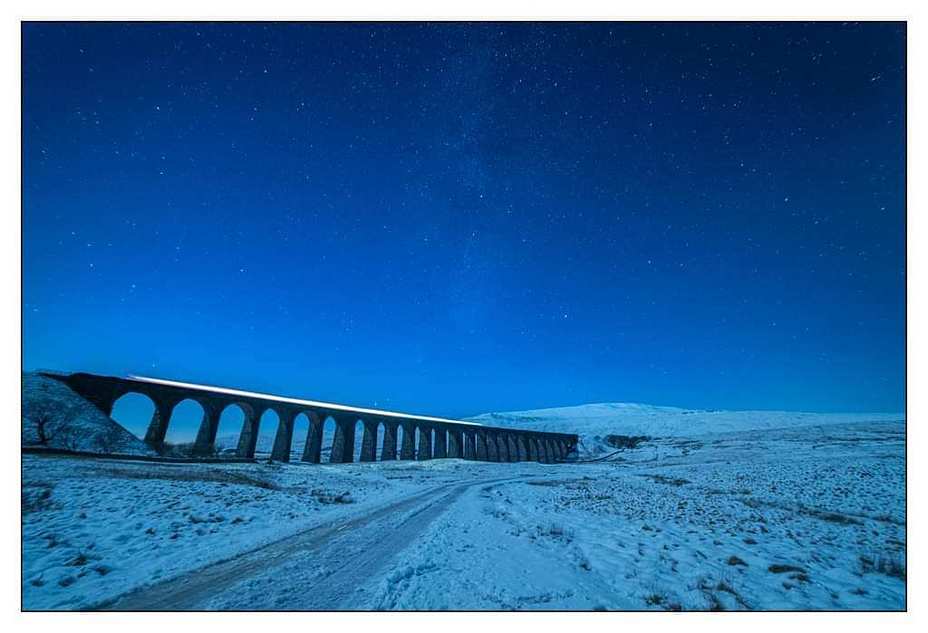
left=468, top=402, right=904, bottom=456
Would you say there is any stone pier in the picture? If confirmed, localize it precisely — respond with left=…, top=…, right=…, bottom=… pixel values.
left=39, top=371, right=579, bottom=466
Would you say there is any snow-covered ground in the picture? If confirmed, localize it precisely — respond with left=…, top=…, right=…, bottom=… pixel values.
left=22, top=455, right=477, bottom=610
left=22, top=395, right=905, bottom=611
left=364, top=421, right=904, bottom=610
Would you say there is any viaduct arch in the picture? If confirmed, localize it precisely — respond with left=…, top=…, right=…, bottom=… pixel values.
left=40, top=372, right=579, bottom=464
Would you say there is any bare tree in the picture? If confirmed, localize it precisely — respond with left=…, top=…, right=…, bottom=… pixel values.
left=33, top=411, right=53, bottom=446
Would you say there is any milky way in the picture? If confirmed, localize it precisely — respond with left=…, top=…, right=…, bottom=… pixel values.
left=23, top=22, right=905, bottom=427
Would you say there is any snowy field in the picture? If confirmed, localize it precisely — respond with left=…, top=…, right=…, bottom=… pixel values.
left=22, top=456, right=477, bottom=610
left=22, top=412, right=904, bottom=610
left=364, top=421, right=905, bottom=610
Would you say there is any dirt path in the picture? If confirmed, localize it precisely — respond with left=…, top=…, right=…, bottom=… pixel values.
left=98, top=476, right=521, bottom=610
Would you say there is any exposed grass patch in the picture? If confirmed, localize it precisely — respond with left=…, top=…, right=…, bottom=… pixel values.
left=310, top=489, right=353, bottom=504
left=94, top=465, right=280, bottom=490
left=535, top=523, right=574, bottom=543
left=707, top=598, right=725, bottom=611
left=741, top=497, right=872, bottom=527
left=525, top=480, right=565, bottom=487
left=768, top=564, right=806, bottom=574
left=604, top=435, right=651, bottom=450
left=642, top=474, right=690, bottom=486
left=805, top=509, right=863, bottom=525
left=860, top=554, right=906, bottom=580
left=715, top=579, right=751, bottom=610
left=188, top=513, right=225, bottom=524
left=22, top=482, right=55, bottom=514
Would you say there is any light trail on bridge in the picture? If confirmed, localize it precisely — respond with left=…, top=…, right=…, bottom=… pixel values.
left=42, top=370, right=577, bottom=463
left=127, top=375, right=484, bottom=428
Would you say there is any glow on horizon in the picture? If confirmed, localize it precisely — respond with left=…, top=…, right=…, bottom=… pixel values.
left=127, top=374, right=482, bottom=427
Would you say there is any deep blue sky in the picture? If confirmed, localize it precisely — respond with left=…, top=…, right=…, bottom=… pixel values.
left=23, top=22, right=906, bottom=422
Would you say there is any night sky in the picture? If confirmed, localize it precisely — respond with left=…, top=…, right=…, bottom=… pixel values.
left=23, top=22, right=906, bottom=432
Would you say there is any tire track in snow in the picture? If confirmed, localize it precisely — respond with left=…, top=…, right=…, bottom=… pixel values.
left=98, top=476, right=525, bottom=610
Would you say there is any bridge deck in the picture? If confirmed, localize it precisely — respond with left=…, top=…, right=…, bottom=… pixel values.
left=40, top=370, right=578, bottom=464
left=128, top=375, right=482, bottom=427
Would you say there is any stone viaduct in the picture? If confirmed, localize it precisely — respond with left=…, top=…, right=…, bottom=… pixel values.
left=41, top=372, right=578, bottom=464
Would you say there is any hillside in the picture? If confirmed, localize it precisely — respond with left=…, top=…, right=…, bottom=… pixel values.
left=22, top=373, right=155, bottom=456
left=469, top=402, right=904, bottom=456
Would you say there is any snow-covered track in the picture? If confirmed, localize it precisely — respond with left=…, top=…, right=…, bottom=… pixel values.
left=96, top=475, right=527, bottom=611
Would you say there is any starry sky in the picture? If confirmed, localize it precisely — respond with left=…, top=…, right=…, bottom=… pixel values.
left=23, top=21, right=906, bottom=426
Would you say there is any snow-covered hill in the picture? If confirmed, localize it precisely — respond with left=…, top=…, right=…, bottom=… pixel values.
left=215, top=401, right=905, bottom=461
left=469, top=403, right=904, bottom=457
left=22, top=373, right=155, bottom=456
